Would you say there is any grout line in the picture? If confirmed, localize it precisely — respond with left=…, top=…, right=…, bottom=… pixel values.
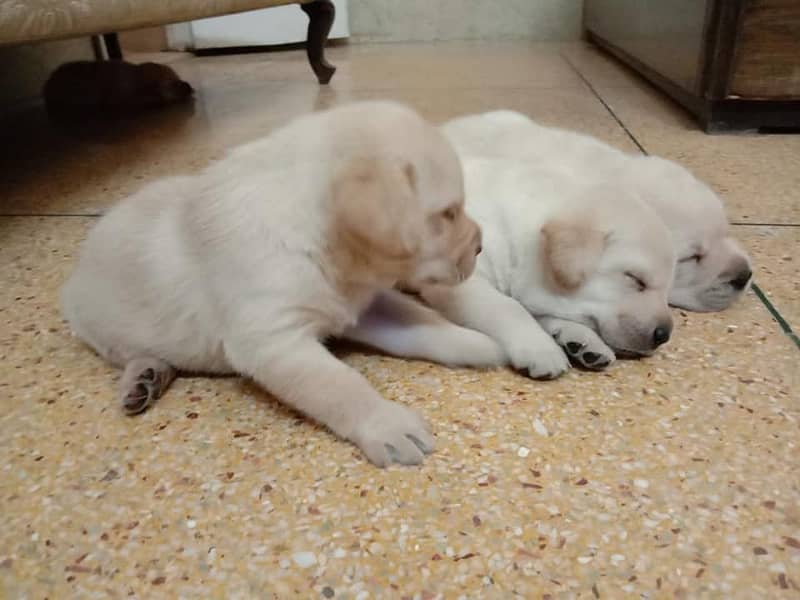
left=751, top=283, right=800, bottom=349
left=561, top=53, right=648, bottom=155
left=562, top=51, right=800, bottom=352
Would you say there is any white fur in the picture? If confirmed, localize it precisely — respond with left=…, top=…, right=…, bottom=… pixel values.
left=62, top=101, right=502, bottom=467
left=418, top=156, right=676, bottom=378
left=442, top=111, right=752, bottom=311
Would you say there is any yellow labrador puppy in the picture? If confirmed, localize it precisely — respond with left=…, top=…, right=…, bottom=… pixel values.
left=62, top=101, right=499, bottom=467
left=442, top=110, right=752, bottom=311
left=418, top=157, right=676, bottom=377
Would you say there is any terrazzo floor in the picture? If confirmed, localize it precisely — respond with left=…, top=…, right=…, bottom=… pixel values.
left=1, top=41, right=798, bottom=599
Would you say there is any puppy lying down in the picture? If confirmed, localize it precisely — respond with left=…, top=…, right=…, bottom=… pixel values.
left=62, top=101, right=502, bottom=467
left=421, top=111, right=753, bottom=373
left=417, top=158, right=676, bottom=378
left=442, top=110, right=753, bottom=312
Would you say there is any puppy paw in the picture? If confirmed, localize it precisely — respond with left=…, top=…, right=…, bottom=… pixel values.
left=350, top=402, right=435, bottom=467
left=118, top=357, right=176, bottom=415
left=565, top=343, right=615, bottom=370
left=551, top=324, right=616, bottom=371
left=505, top=334, right=570, bottom=380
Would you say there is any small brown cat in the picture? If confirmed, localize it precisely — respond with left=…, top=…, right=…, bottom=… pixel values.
left=43, top=60, right=193, bottom=114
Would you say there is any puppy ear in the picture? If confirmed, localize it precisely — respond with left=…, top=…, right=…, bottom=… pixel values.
left=331, top=157, right=420, bottom=265
left=540, top=219, right=607, bottom=292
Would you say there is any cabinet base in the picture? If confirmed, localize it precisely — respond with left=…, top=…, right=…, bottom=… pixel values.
left=587, top=31, right=800, bottom=134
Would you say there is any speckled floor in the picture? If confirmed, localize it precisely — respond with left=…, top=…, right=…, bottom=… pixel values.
left=1, top=42, right=799, bottom=599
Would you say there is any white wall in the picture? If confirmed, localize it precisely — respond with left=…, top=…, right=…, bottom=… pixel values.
left=348, top=0, right=583, bottom=43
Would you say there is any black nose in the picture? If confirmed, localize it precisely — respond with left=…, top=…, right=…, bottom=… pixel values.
left=653, top=326, right=671, bottom=347
left=729, top=269, right=752, bottom=290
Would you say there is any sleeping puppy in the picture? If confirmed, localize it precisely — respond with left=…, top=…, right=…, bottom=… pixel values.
left=417, top=157, right=675, bottom=378
left=62, top=101, right=501, bottom=467
left=441, top=110, right=752, bottom=312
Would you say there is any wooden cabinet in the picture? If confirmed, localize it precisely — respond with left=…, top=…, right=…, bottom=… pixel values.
left=584, top=0, right=800, bottom=132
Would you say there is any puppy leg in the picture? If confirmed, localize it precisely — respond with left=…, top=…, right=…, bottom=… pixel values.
left=420, top=277, right=569, bottom=379
left=119, top=357, right=176, bottom=414
left=344, top=290, right=506, bottom=368
left=537, top=316, right=616, bottom=371
left=224, top=333, right=434, bottom=467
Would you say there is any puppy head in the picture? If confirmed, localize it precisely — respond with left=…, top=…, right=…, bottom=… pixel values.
left=135, top=63, right=194, bottom=106
left=330, top=102, right=481, bottom=288
left=539, top=183, right=675, bottom=356
left=623, top=156, right=752, bottom=311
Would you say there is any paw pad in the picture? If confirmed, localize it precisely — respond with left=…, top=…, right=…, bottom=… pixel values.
left=123, top=383, right=152, bottom=415
left=566, top=342, right=584, bottom=355
left=582, top=352, right=600, bottom=365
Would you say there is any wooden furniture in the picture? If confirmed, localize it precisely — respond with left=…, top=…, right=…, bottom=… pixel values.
left=584, top=0, right=800, bottom=132
left=0, top=0, right=336, bottom=84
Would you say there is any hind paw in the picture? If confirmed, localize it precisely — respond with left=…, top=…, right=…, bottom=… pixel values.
left=118, top=359, right=175, bottom=415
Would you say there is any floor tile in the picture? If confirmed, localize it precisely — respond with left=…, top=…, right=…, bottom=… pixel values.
left=736, top=225, right=800, bottom=333
left=560, top=41, right=644, bottom=89
left=190, top=84, right=638, bottom=152
left=142, top=42, right=584, bottom=91
left=327, top=42, right=585, bottom=90
left=0, top=48, right=628, bottom=216
left=1, top=214, right=798, bottom=598
left=592, top=83, right=800, bottom=225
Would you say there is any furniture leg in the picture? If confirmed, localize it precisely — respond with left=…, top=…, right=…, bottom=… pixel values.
left=103, top=33, right=123, bottom=60
left=300, top=0, right=336, bottom=84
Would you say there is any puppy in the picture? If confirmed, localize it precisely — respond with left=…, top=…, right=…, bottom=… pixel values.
left=441, top=110, right=752, bottom=311
left=44, top=60, right=193, bottom=114
left=62, top=101, right=500, bottom=467
left=418, top=157, right=675, bottom=378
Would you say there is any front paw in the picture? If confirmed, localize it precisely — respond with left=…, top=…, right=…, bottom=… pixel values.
left=563, top=342, right=615, bottom=370
left=551, top=328, right=616, bottom=371
left=350, top=402, right=435, bottom=467
left=506, top=334, right=569, bottom=380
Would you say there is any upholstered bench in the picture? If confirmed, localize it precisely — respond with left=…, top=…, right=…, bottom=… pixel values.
left=0, top=0, right=336, bottom=83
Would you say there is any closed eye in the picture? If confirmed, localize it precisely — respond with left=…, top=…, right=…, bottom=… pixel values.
left=679, top=253, right=704, bottom=263
left=625, top=272, right=648, bottom=292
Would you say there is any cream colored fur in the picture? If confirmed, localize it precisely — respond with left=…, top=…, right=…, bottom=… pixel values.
left=418, top=157, right=676, bottom=378
left=442, top=110, right=752, bottom=311
left=62, top=101, right=502, bottom=467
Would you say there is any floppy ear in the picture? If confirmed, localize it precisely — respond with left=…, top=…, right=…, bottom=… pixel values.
left=331, top=157, right=421, bottom=266
left=540, top=219, right=607, bottom=292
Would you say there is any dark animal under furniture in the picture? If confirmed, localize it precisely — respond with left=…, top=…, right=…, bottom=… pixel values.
left=43, top=60, right=193, bottom=115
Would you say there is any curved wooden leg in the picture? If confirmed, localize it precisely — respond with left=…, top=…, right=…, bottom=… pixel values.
left=103, top=33, right=122, bottom=60
left=301, top=0, right=336, bottom=84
